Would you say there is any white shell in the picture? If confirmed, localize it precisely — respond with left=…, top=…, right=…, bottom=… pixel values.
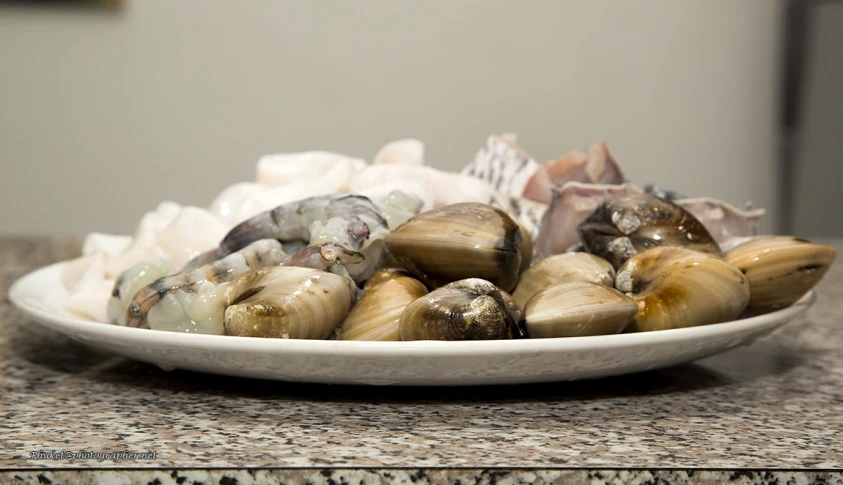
left=462, top=133, right=545, bottom=199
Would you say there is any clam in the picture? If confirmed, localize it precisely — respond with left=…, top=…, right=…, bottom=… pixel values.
left=578, top=194, right=720, bottom=269
left=223, top=266, right=351, bottom=339
left=385, top=203, right=523, bottom=291
left=616, top=246, right=750, bottom=332
left=524, top=281, right=638, bottom=338
left=337, top=276, right=428, bottom=341
left=725, top=236, right=836, bottom=311
left=511, top=253, right=615, bottom=308
left=363, top=267, right=414, bottom=291
left=399, top=278, right=521, bottom=341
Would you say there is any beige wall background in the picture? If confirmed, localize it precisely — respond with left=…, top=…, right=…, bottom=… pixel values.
left=0, top=0, right=782, bottom=236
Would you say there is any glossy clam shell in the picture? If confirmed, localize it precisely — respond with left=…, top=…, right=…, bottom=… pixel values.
left=337, top=276, right=428, bottom=341
left=616, top=246, right=750, bottom=332
left=385, top=203, right=523, bottom=291
left=511, top=253, right=615, bottom=308
left=399, top=278, right=518, bottom=341
left=524, top=281, right=637, bottom=338
left=579, top=194, right=720, bottom=269
left=223, top=266, right=351, bottom=339
left=725, top=236, right=836, bottom=311
left=363, top=267, right=414, bottom=291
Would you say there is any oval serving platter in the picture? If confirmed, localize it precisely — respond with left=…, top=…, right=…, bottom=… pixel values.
left=8, top=259, right=814, bottom=386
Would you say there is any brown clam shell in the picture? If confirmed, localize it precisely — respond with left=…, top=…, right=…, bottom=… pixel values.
left=399, top=278, right=520, bottom=341
left=725, top=236, right=836, bottom=311
left=337, top=276, right=428, bottom=341
left=578, top=194, right=720, bottom=269
left=385, top=203, right=523, bottom=291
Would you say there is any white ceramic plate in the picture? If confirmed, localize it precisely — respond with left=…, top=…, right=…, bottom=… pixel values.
left=9, top=259, right=814, bottom=386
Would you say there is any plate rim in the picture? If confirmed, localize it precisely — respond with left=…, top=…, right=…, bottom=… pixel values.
left=8, top=258, right=816, bottom=358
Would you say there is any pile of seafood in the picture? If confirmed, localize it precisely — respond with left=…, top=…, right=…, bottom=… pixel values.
left=62, top=135, right=836, bottom=340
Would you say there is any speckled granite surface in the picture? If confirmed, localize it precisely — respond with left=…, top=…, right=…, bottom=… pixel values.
left=3, top=469, right=843, bottom=485
left=1, top=237, right=842, bottom=479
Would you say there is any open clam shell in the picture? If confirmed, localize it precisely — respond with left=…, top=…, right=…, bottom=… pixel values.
left=524, top=281, right=637, bottom=338
left=725, top=236, right=836, bottom=311
left=385, top=203, right=523, bottom=291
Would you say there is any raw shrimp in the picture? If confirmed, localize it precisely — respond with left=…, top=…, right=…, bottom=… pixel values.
left=108, top=259, right=176, bottom=326
left=187, top=194, right=389, bottom=283
left=280, top=242, right=365, bottom=303
left=124, top=239, right=287, bottom=331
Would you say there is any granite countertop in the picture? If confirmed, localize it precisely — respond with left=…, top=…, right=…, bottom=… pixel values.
left=1, top=236, right=842, bottom=485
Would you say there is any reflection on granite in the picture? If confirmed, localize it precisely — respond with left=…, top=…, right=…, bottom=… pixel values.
left=1, top=236, right=842, bottom=473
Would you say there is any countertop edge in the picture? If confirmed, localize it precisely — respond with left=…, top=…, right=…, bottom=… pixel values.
left=2, top=468, right=842, bottom=485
